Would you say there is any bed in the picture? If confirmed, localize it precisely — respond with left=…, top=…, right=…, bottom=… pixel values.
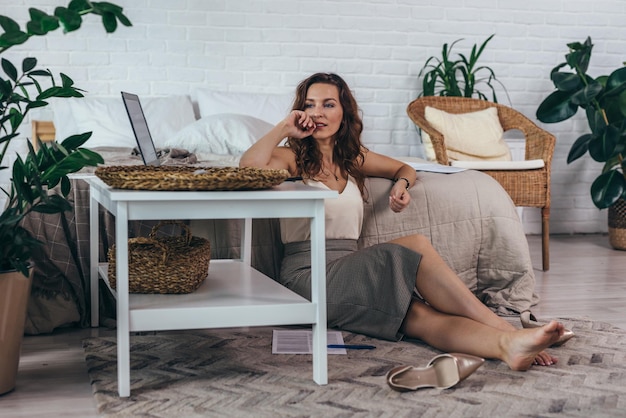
left=21, top=92, right=538, bottom=334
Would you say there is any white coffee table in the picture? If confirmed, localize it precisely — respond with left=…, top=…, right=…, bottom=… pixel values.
left=87, top=177, right=336, bottom=397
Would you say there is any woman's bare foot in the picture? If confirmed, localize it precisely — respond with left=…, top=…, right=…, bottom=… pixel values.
left=497, top=318, right=558, bottom=367
left=501, top=320, right=565, bottom=371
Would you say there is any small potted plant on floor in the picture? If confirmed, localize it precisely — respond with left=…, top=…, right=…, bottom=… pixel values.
left=536, top=37, right=626, bottom=249
left=0, top=1, right=131, bottom=395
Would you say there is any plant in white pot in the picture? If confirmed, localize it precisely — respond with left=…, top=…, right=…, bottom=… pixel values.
left=536, top=37, right=626, bottom=249
left=0, top=0, right=131, bottom=395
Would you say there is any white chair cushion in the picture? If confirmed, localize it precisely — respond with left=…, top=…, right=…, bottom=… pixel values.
left=422, top=106, right=512, bottom=162
left=450, top=159, right=545, bottom=170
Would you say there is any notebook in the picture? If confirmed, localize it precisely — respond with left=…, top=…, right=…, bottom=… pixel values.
left=121, top=91, right=160, bottom=166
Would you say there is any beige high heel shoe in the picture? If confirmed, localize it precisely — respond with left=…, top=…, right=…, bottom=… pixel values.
left=520, top=310, right=575, bottom=347
left=386, top=353, right=485, bottom=392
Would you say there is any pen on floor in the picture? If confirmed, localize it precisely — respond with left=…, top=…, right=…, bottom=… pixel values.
left=327, top=344, right=376, bottom=350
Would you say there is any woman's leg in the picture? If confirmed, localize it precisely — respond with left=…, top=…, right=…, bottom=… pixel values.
left=390, top=234, right=557, bottom=365
left=401, top=301, right=564, bottom=371
left=391, top=234, right=520, bottom=331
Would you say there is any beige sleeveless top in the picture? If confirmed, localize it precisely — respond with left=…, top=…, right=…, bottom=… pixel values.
left=280, top=177, right=364, bottom=244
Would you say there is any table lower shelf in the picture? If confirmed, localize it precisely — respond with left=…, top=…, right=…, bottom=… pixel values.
left=99, top=260, right=318, bottom=332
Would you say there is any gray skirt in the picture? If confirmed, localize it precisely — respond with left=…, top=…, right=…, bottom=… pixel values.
left=279, top=239, right=421, bottom=341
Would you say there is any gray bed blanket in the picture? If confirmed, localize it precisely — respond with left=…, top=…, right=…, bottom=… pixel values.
left=21, top=149, right=538, bottom=334
left=361, top=174, right=538, bottom=316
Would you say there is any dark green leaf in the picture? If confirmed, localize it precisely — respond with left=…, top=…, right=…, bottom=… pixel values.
left=68, top=0, right=92, bottom=13
left=603, top=67, right=626, bottom=97
left=22, top=57, right=37, bottom=72
left=26, top=100, right=48, bottom=110
left=26, top=8, right=60, bottom=36
left=570, top=82, right=603, bottom=106
left=552, top=72, right=582, bottom=92
left=55, top=7, right=82, bottom=32
left=602, top=91, right=626, bottom=125
left=36, top=86, right=62, bottom=100
left=585, top=105, right=606, bottom=135
left=61, top=176, right=71, bottom=196
left=422, top=72, right=436, bottom=97
left=60, top=132, right=92, bottom=149
left=60, top=73, right=74, bottom=88
left=28, top=69, right=51, bottom=77
left=589, top=124, right=620, bottom=162
left=8, top=109, right=24, bottom=132
left=0, top=16, right=21, bottom=33
left=591, top=170, right=626, bottom=209
left=567, top=133, right=592, bottom=164
left=536, top=90, right=578, bottom=123
left=0, top=78, right=11, bottom=95
left=566, top=37, right=593, bottom=73
left=101, top=12, right=118, bottom=33
left=0, top=30, right=29, bottom=48
left=603, top=155, right=624, bottom=174
left=2, top=58, right=18, bottom=81
left=115, top=11, right=133, bottom=27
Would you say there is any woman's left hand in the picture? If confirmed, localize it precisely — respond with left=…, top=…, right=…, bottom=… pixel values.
left=389, top=183, right=410, bottom=213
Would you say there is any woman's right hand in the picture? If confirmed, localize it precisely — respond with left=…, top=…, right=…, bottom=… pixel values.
left=283, top=110, right=316, bottom=139
left=240, top=110, right=312, bottom=169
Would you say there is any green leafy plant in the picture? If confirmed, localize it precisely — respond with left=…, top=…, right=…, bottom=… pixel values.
left=0, top=1, right=132, bottom=276
left=418, top=33, right=508, bottom=103
left=536, top=37, right=626, bottom=209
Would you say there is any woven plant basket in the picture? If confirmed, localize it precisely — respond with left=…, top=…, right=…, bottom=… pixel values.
left=608, top=198, right=626, bottom=251
left=95, top=165, right=289, bottom=191
left=107, top=221, right=211, bottom=294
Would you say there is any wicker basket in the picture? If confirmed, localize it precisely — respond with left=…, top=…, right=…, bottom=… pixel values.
left=608, top=198, right=626, bottom=251
left=107, top=221, right=211, bottom=294
left=95, top=165, right=289, bottom=191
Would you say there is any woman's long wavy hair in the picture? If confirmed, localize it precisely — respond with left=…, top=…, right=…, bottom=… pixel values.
left=287, top=73, right=368, bottom=199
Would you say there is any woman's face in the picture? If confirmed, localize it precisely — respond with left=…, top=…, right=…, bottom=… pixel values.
left=304, top=83, right=343, bottom=141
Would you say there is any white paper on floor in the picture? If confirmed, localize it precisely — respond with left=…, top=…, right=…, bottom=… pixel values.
left=272, top=329, right=346, bottom=354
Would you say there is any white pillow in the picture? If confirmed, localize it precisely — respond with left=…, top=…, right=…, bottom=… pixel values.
left=421, top=106, right=511, bottom=162
left=196, top=89, right=292, bottom=125
left=51, top=95, right=196, bottom=149
left=163, top=113, right=274, bottom=156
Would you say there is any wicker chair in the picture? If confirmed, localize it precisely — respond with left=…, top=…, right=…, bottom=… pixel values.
left=406, top=96, right=555, bottom=271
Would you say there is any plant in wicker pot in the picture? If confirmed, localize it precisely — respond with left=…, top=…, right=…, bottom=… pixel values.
left=536, top=37, right=626, bottom=249
left=0, top=1, right=131, bottom=395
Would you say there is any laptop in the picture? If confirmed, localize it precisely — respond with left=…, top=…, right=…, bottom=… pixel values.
left=121, top=91, right=160, bottom=166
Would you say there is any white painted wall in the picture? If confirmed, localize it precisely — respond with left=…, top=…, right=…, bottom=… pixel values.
left=2, top=0, right=625, bottom=234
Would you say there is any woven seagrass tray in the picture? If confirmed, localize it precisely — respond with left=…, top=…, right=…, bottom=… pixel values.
left=95, top=165, right=290, bottom=191
left=107, top=221, right=211, bottom=294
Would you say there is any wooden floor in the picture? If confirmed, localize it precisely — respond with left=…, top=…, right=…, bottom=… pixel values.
left=2, top=234, right=625, bottom=417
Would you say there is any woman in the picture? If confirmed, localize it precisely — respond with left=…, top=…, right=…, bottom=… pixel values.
left=240, top=72, right=565, bottom=373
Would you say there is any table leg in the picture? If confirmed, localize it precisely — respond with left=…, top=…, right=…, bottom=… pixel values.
left=115, top=202, right=131, bottom=397
left=89, top=189, right=99, bottom=328
left=241, top=218, right=252, bottom=265
left=310, top=199, right=328, bottom=385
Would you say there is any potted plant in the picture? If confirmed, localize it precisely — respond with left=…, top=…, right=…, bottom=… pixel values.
left=536, top=37, right=626, bottom=249
left=418, top=33, right=509, bottom=103
left=0, top=1, right=131, bottom=395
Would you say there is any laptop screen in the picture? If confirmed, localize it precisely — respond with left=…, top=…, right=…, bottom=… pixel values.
left=121, top=91, right=160, bottom=166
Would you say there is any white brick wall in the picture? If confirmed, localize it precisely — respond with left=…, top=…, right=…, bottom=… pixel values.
left=2, top=0, right=625, bottom=234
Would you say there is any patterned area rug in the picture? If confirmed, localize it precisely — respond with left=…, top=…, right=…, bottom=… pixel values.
left=83, top=317, right=626, bottom=417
